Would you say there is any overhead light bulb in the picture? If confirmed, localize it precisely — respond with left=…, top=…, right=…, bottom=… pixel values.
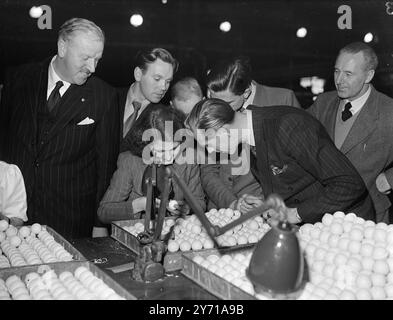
left=29, top=6, right=43, bottom=18
left=130, top=14, right=143, bottom=27
left=364, top=32, right=373, bottom=43
left=296, top=27, right=307, bottom=38
left=219, top=21, right=231, bottom=32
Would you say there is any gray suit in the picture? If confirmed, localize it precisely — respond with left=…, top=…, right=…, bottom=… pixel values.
left=308, top=85, right=393, bottom=221
left=201, top=82, right=300, bottom=209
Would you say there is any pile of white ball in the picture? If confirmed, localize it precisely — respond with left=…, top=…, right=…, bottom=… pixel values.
left=0, top=266, right=126, bottom=300
left=124, top=218, right=176, bottom=239
left=192, top=252, right=256, bottom=296
left=298, top=211, right=393, bottom=300
left=0, top=221, right=73, bottom=268
left=123, top=208, right=271, bottom=254
left=167, top=208, right=270, bottom=253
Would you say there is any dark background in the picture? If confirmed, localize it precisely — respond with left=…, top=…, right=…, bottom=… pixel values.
left=1, top=0, right=393, bottom=107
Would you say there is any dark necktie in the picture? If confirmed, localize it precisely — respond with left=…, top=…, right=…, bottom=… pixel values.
left=341, top=102, right=352, bottom=121
left=249, top=145, right=260, bottom=183
left=123, top=101, right=142, bottom=138
left=47, top=81, right=64, bottom=112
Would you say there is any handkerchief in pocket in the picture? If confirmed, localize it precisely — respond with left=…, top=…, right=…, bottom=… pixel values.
left=77, top=117, right=95, bottom=125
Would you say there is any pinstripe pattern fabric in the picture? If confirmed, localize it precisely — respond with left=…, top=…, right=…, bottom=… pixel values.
left=97, top=151, right=206, bottom=224
left=201, top=83, right=300, bottom=209
left=248, top=105, right=375, bottom=223
left=0, top=59, right=120, bottom=238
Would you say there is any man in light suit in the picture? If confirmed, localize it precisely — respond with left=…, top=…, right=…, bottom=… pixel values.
left=308, top=42, right=393, bottom=223
left=202, top=56, right=300, bottom=212
left=186, top=99, right=375, bottom=223
left=0, top=18, right=119, bottom=238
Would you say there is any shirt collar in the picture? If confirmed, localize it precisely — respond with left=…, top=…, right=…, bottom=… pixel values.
left=242, top=81, right=256, bottom=110
left=47, top=56, right=71, bottom=98
left=245, top=109, right=255, bottom=146
left=342, top=85, right=371, bottom=115
left=124, top=82, right=151, bottom=120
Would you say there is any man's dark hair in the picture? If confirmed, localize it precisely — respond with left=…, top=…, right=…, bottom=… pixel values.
left=135, top=48, right=179, bottom=73
left=206, top=56, right=252, bottom=95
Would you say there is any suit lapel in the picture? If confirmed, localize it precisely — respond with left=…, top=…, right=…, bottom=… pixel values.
left=23, top=60, right=49, bottom=149
left=249, top=107, right=273, bottom=196
left=341, top=87, right=378, bottom=155
left=118, top=87, right=128, bottom=135
left=45, top=83, right=92, bottom=141
left=324, top=98, right=340, bottom=139
left=252, top=82, right=268, bottom=106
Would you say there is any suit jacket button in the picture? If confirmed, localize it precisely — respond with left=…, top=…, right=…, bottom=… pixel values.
left=294, top=199, right=300, bottom=204
left=34, top=161, right=40, bottom=167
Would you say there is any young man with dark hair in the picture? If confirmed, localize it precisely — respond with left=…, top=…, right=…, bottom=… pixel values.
left=119, top=48, right=179, bottom=140
left=202, top=56, right=300, bottom=212
left=186, top=98, right=375, bottom=223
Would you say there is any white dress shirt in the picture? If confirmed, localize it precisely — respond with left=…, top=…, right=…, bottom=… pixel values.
left=341, top=85, right=371, bottom=116
left=0, top=161, right=28, bottom=221
left=47, top=56, right=71, bottom=99
left=123, top=83, right=151, bottom=125
left=242, top=81, right=257, bottom=110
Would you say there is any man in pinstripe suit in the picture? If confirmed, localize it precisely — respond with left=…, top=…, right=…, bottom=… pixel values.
left=0, top=18, right=119, bottom=238
left=186, top=98, right=375, bottom=224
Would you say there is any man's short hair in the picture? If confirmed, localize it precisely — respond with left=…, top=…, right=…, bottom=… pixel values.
left=135, top=48, right=179, bottom=73
left=171, top=77, right=203, bottom=102
left=185, top=98, right=235, bottom=132
left=206, top=56, right=252, bottom=95
left=339, top=42, right=378, bottom=71
left=58, top=17, right=105, bottom=43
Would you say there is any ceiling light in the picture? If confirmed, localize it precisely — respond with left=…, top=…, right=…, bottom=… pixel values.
left=29, top=6, right=43, bottom=18
left=219, top=21, right=231, bottom=32
left=296, top=27, right=307, bottom=38
left=130, top=14, right=143, bottom=27
left=364, top=32, right=373, bottom=43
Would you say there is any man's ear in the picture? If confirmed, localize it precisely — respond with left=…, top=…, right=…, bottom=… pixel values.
left=365, top=69, right=375, bottom=84
left=134, top=67, right=143, bottom=82
left=57, top=38, right=67, bottom=58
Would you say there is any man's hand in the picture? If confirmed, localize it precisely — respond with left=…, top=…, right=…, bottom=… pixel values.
left=262, top=207, right=301, bottom=224
left=235, top=194, right=264, bottom=214
left=167, top=200, right=190, bottom=216
left=376, top=172, right=392, bottom=194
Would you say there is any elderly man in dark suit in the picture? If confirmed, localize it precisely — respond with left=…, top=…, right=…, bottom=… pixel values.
left=308, top=42, right=393, bottom=223
left=201, top=56, right=300, bottom=213
left=0, top=18, right=119, bottom=238
left=186, top=98, right=375, bottom=224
